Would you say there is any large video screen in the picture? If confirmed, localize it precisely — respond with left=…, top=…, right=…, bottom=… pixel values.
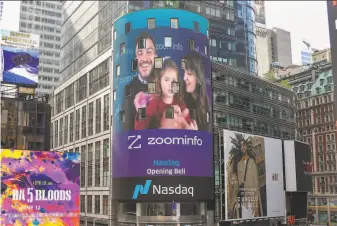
left=0, top=149, right=80, bottom=226
left=223, top=130, right=285, bottom=221
left=0, top=29, right=39, bottom=86
left=112, top=8, right=213, bottom=201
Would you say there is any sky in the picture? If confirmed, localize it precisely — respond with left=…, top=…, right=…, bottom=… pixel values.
left=0, top=1, right=20, bottom=31
left=0, top=1, right=331, bottom=66
left=265, top=1, right=330, bottom=65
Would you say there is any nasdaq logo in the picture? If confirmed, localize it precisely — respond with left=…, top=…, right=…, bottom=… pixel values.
left=132, top=180, right=152, bottom=199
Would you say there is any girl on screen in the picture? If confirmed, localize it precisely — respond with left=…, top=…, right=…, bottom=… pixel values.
left=134, top=57, right=196, bottom=130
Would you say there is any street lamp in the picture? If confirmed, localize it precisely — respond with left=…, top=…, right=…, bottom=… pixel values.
left=93, top=217, right=98, bottom=226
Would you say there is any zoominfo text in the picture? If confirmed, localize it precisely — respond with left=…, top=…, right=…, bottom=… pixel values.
left=128, top=134, right=203, bottom=150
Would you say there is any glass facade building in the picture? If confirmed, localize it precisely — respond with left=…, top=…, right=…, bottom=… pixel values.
left=51, top=1, right=293, bottom=225
left=19, top=1, right=63, bottom=94
left=1, top=89, right=51, bottom=151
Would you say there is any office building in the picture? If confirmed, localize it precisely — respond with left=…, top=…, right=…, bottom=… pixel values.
left=59, top=1, right=258, bottom=84
left=1, top=85, right=51, bottom=150
left=301, top=40, right=313, bottom=65
left=19, top=1, right=62, bottom=94
left=270, top=27, right=292, bottom=68
left=234, top=1, right=258, bottom=75
left=51, top=1, right=296, bottom=225
left=255, top=0, right=266, bottom=28
left=312, top=48, right=332, bottom=64
left=256, top=27, right=293, bottom=76
left=301, top=50, right=312, bottom=65
left=278, top=60, right=337, bottom=224
left=256, top=27, right=271, bottom=75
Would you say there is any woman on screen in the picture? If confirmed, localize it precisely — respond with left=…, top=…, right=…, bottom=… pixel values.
left=182, top=51, right=211, bottom=131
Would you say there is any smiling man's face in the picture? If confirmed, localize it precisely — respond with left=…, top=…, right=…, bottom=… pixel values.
left=136, top=38, right=156, bottom=79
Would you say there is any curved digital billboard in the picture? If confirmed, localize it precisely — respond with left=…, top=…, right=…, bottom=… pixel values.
left=112, top=8, right=213, bottom=201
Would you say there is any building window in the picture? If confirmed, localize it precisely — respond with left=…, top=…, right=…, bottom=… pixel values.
left=164, top=37, right=172, bottom=47
left=87, top=195, right=92, bottom=213
left=103, top=94, right=109, bottom=131
left=138, top=108, right=146, bottom=120
left=155, top=57, right=163, bottom=69
left=132, top=59, right=138, bottom=71
left=75, top=74, right=87, bottom=103
left=95, top=141, right=101, bottom=187
left=148, top=18, right=155, bottom=29
left=69, top=112, right=74, bottom=142
left=103, top=139, right=109, bottom=187
left=88, top=102, right=94, bottom=136
left=125, top=85, right=131, bottom=97
left=59, top=118, right=63, bottom=146
left=75, top=109, right=80, bottom=141
left=170, top=18, right=178, bottom=29
left=81, top=106, right=86, bottom=139
left=120, top=111, right=125, bottom=122
left=103, top=195, right=108, bottom=215
left=190, top=109, right=196, bottom=120
left=80, top=195, right=85, bottom=212
left=96, top=98, right=101, bottom=134
left=172, top=82, right=180, bottom=94
left=165, top=107, right=174, bottom=119
left=64, top=115, right=68, bottom=145
left=65, top=83, right=74, bottom=109
left=80, top=146, right=86, bottom=187
left=148, top=83, right=156, bottom=94
left=113, top=90, right=117, bottom=101
left=125, top=22, right=131, bottom=33
left=116, top=65, right=120, bottom=76
left=137, top=38, right=146, bottom=49
left=120, top=43, right=126, bottom=55
left=194, top=22, right=199, bottom=33
left=196, top=84, right=201, bottom=95
left=188, top=39, right=195, bottom=50
left=54, top=120, right=58, bottom=147
left=95, top=195, right=100, bottom=214
left=87, top=143, right=93, bottom=187
left=181, top=59, right=185, bottom=69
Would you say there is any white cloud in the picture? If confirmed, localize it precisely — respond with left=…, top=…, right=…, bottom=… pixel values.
left=265, top=1, right=330, bottom=65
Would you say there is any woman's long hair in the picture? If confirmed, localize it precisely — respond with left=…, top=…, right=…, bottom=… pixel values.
left=229, top=133, right=256, bottom=176
left=182, top=51, right=210, bottom=130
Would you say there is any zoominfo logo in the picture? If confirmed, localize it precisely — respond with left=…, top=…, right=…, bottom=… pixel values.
left=132, top=180, right=194, bottom=199
left=128, top=135, right=203, bottom=150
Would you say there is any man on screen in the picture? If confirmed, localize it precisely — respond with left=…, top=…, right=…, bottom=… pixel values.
left=122, top=32, right=157, bottom=131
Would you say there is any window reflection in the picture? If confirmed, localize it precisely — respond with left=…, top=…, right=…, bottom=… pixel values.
left=119, top=202, right=204, bottom=216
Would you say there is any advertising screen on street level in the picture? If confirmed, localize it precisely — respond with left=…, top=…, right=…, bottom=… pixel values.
left=223, top=130, right=285, bottom=221
left=0, top=29, right=40, bottom=86
left=112, top=8, right=213, bottom=201
left=283, top=140, right=312, bottom=192
left=0, top=149, right=80, bottom=226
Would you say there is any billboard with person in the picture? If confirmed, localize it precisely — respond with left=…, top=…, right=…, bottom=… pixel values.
left=0, top=29, right=40, bottom=86
left=223, top=130, right=285, bottom=221
left=0, top=149, right=80, bottom=225
left=112, top=8, right=213, bottom=201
